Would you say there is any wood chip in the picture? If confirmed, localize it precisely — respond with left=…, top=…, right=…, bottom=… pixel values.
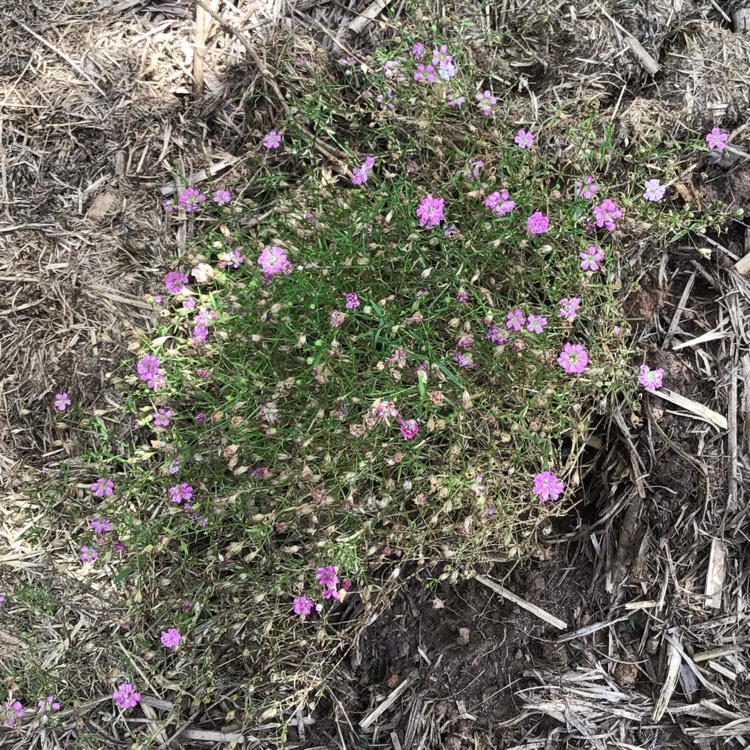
left=704, top=538, right=727, bottom=609
left=349, top=0, right=392, bottom=34
left=652, top=635, right=681, bottom=722
left=475, top=574, right=568, bottom=630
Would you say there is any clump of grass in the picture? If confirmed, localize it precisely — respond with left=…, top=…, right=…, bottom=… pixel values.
left=3, top=19, right=733, bottom=741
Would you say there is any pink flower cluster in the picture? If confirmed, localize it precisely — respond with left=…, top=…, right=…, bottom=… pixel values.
left=137, top=354, right=166, bottom=391
left=352, top=156, right=376, bottom=185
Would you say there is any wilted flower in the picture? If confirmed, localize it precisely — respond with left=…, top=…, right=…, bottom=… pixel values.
left=398, top=418, right=419, bottom=439
left=559, top=297, right=581, bottom=320
left=575, top=175, right=599, bottom=199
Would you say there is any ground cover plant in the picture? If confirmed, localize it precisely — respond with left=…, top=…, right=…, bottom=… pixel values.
left=1, top=16, right=735, bottom=745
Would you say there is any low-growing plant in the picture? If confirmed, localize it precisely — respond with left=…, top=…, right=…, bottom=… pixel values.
left=4, top=19, right=733, bottom=741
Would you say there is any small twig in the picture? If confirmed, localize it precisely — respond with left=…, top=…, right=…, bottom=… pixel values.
left=8, top=15, right=107, bottom=97
left=662, top=271, right=695, bottom=349
left=359, top=675, right=414, bottom=729
left=475, top=575, right=568, bottom=630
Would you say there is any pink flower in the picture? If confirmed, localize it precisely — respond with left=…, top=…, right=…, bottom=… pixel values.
left=514, top=129, right=534, bottom=148
left=412, top=42, right=425, bottom=60
left=80, top=546, right=98, bottom=563
left=475, top=90, right=497, bottom=115
left=113, top=683, right=141, bottom=710
left=89, top=517, right=111, bottom=534
left=643, top=179, right=666, bottom=202
left=526, top=315, right=547, bottom=333
left=179, top=187, right=206, bottom=212
left=345, top=292, right=360, bottom=309
left=593, top=199, right=622, bottom=231
left=169, top=483, right=193, bottom=504
left=160, top=627, right=183, bottom=648
left=533, top=471, right=565, bottom=502
left=37, top=696, right=60, bottom=713
left=212, top=189, right=231, bottom=205
left=580, top=245, right=605, bottom=271
left=154, top=408, right=173, bottom=427
left=398, top=419, right=419, bottom=440
left=575, top=175, right=599, bottom=199
left=416, top=195, right=444, bottom=228
left=527, top=211, right=550, bottom=234
left=257, top=246, right=293, bottom=276
left=293, top=594, right=314, bottom=615
left=557, top=343, right=589, bottom=374
left=263, top=130, right=282, bottom=149
left=506, top=309, right=526, bottom=331
left=383, top=60, right=401, bottom=79
left=137, top=354, right=166, bottom=391
left=448, top=95, right=465, bottom=107
left=471, top=474, right=486, bottom=496
left=316, top=565, right=339, bottom=589
left=484, top=190, right=515, bottom=216
left=414, top=64, right=436, bottom=83
left=54, top=392, right=71, bottom=411
left=91, top=477, right=114, bottom=497
left=559, top=297, right=581, bottom=320
left=164, top=271, right=189, bottom=294
left=464, top=159, right=484, bottom=181
left=352, top=156, right=376, bottom=185
left=4, top=700, right=24, bottom=727
left=638, top=364, right=664, bottom=392
left=706, top=127, right=728, bottom=151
